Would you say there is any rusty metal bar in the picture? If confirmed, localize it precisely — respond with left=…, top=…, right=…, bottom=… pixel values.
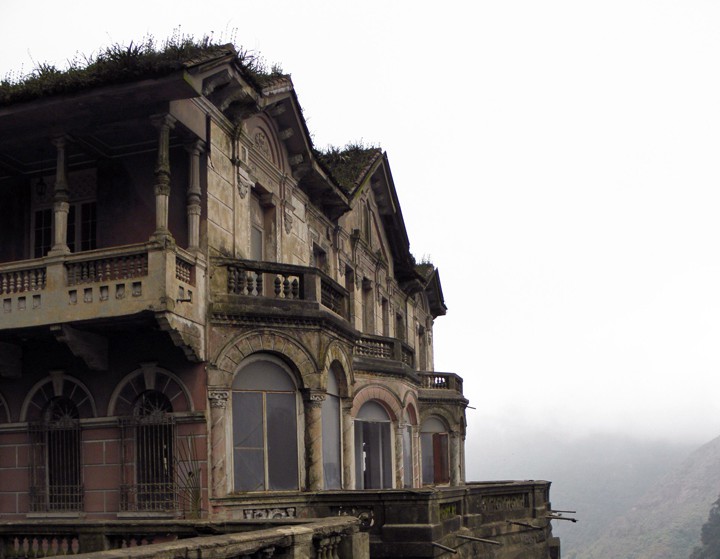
left=507, top=520, right=542, bottom=530
left=457, top=534, right=502, bottom=545
left=432, top=542, right=458, bottom=554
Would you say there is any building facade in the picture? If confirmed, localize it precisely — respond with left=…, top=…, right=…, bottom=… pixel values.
left=0, top=45, right=559, bottom=558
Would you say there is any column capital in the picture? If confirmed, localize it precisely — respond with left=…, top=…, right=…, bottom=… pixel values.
left=185, top=139, right=206, bottom=155
left=208, top=388, right=230, bottom=409
left=150, top=113, right=177, bottom=130
left=302, top=388, right=326, bottom=407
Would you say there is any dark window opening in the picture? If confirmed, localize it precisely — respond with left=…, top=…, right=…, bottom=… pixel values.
left=121, top=391, right=176, bottom=512
left=30, top=397, right=83, bottom=512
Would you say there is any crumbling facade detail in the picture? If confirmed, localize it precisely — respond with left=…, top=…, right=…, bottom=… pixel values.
left=0, top=43, right=558, bottom=559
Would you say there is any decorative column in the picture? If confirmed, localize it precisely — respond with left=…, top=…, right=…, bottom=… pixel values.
left=395, top=423, right=405, bottom=489
left=48, top=137, right=70, bottom=256
left=186, top=140, right=204, bottom=251
left=208, top=387, right=230, bottom=498
left=341, top=399, right=355, bottom=489
left=151, top=114, right=176, bottom=242
left=411, top=424, right=421, bottom=488
left=303, top=389, right=325, bottom=491
left=450, top=430, right=462, bottom=486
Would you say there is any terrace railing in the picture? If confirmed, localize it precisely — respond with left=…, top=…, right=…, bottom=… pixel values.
left=419, top=372, right=464, bottom=394
left=0, top=243, right=204, bottom=333
left=0, top=517, right=363, bottom=559
left=221, top=259, right=349, bottom=320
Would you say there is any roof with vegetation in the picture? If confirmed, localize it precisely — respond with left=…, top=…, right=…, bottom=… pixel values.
left=0, top=35, right=284, bottom=107
left=316, top=144, right=383, bottom=195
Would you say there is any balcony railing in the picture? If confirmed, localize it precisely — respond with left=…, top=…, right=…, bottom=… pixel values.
left=0, top=266, right=47, bottom=295
left=355, top=336, right=393, bottom=360
left=354, top=335, right=416, bottom=369
left=66, top=252, right=148, bottom=286
left=419, top=372, right=464, bottom=394
left=0, top=243, right=204, bottom=333
left=220, top=259, right=349, bottom=320
left=0, top=517, right=362, bottom=559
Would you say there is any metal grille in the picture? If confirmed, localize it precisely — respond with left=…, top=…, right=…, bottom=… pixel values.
left=120, top=392, right=176, bottom=512
left=29, top=398, right=83, bottom=512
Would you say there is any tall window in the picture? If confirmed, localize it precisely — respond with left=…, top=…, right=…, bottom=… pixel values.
left=418, top=325, right=428, bottom=371
left=33, top=208, right=52, bottom=258
left=381, top=298, right=390, bottom=337
left=322, top=369, right=342, bottom=489
left=395, top=313, right=405, bottom=342
left=33, top=201, right=97, bottom=258
left=354, top=401, right=392, bottom=489
left=133, top=391, right=175, bottom=511
left=30, top=397, right=82, bottom=512
left=232, top=357, right=299, bottom=491
left=250, top=192, right=265, bottom=261
left=120, top=391, right=176, bottom=512
left=421, top=417, right=450, bottom=485
left=402, top=411, right=414, bottom=488
left=362, top=279, right=375, bottom=334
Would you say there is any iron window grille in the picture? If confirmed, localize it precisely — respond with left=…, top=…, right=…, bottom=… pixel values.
left=29, top=398, right=83, bottom=512
left=120, top=391, right=176, bottom=512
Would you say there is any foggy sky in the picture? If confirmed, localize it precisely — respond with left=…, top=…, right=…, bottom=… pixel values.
left=3, top=0, right=720, bottom=479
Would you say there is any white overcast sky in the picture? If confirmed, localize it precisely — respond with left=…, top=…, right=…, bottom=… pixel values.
left=3, top=0, right=720, bottom=476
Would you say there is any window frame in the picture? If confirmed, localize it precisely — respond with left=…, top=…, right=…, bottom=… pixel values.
left=231, top=355, right=301, bottom=492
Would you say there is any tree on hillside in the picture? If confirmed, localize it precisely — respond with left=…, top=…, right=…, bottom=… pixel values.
left=690, top=497, right=720, bottom=558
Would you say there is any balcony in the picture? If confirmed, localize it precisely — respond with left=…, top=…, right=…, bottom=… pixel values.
left=354, top=334, right=416, bottom=370
left=0, top=243, right=206, bottom=357
left=211, top=258, right=350, bottom=324
left=0, top=482, right=557, bottom=559
left=0, top=516, right=364, bottom=559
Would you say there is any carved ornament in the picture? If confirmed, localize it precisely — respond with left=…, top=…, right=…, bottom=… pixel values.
left=208, top=389, right=230, bottom=409
left=284, top=208, right=294, bottom=234
left=254, top=131, right=270, bottom=158
left=243, top=507, right=296, bottom=519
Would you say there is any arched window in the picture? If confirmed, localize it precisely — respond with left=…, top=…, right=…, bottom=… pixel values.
left=232, top=356, right=299, bottom=491
left=133, top=391, right=175, bottom=511
left=402, top=407, right=417, bottom=488
left=322, top=369, right=342, bottom=489
left=355, top=401, right=392, bottom=489
left=421, top=417, right=450, bottom=485
left=30, top=397, right=82, bottom=512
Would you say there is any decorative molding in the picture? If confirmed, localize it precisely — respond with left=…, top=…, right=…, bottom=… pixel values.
left=208, top=389, right=230, bottom=409
left=284, top=207, right=294, bottom=234
left=334, top=506, right=375, bottom=529
left=243, top=507, right=296, bottom=519
left=237, top=167, right=253, bottom=199
left=254, top=131, right=270, bottom=158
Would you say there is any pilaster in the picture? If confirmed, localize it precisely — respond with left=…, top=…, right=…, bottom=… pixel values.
left=341, top=399, right=355, bottom=489
left=208, top=386, right=230, bottom=498
left=303, top=389, right=325, bottom=491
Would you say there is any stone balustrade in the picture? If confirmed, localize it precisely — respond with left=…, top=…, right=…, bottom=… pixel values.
left=0, top=517, right=365, bottom=559
left=0, top=265, right=47, bottom=295
left=419, top=372, right=464, bottom=394
left=0, top=243, right=205, bottom=332
left=219, top=258, right=349, bottom=319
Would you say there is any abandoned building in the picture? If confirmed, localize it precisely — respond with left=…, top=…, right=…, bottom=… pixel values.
left=0, top=44, right=560, bottom=558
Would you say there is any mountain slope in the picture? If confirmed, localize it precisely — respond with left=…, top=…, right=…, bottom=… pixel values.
left=578, top=434, right=720, bottom=559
